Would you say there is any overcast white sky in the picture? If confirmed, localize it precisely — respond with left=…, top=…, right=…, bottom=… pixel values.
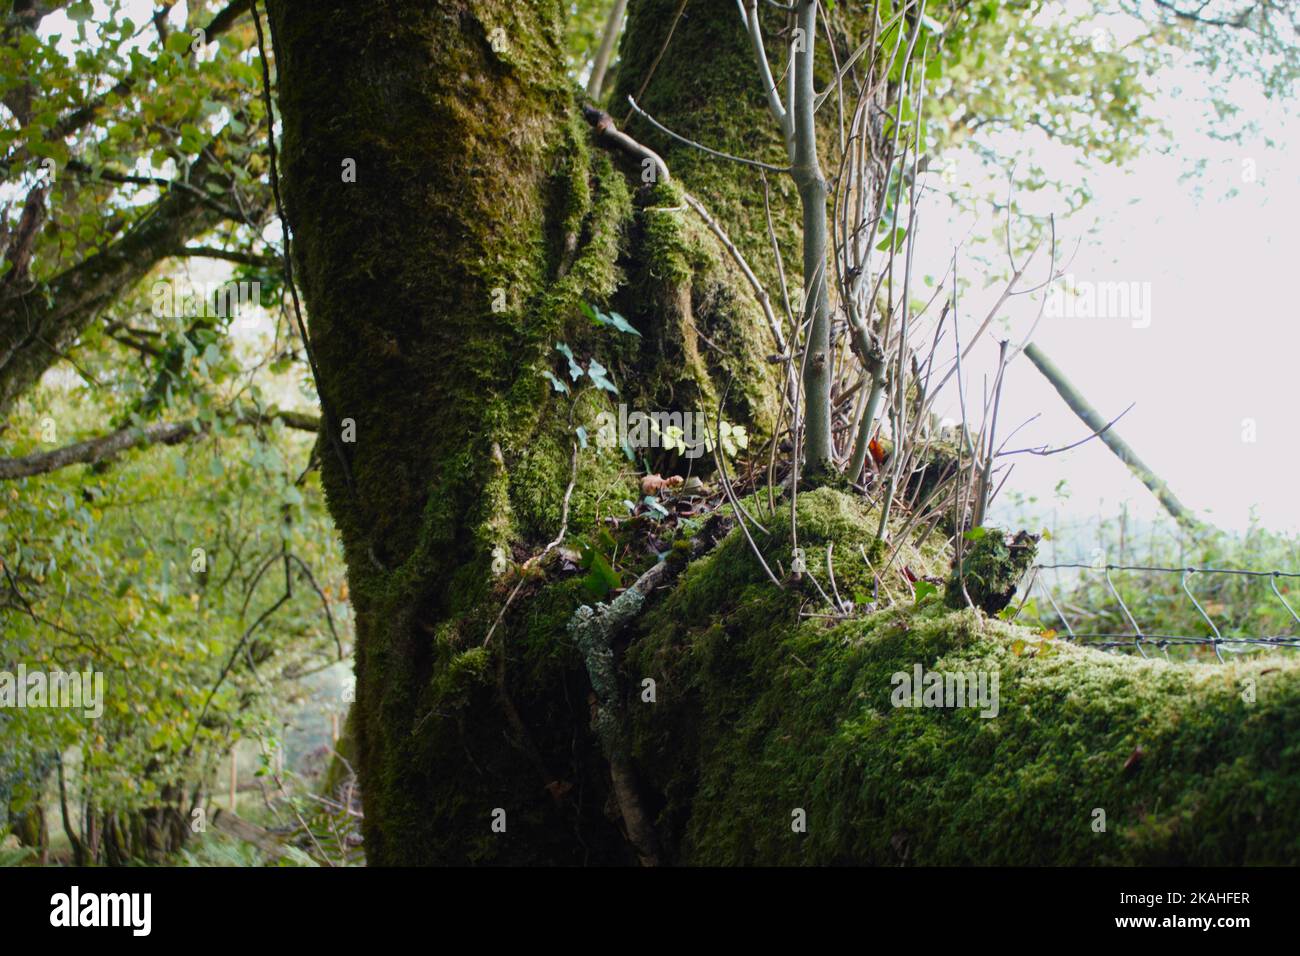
left=917, top=14, right=1299, bottom=536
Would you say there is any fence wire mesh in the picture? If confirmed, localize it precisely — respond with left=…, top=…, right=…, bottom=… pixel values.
left=1012, top=563, right=1300, bottom=662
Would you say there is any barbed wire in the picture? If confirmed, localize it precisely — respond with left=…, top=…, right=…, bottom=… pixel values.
left=1012, top=562, right=1300, bottom=663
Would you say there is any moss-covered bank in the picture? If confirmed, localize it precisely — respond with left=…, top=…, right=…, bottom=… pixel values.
left=376, top=484, right=1300, bottom=865
left=624, top=489, right=1300, bottom=865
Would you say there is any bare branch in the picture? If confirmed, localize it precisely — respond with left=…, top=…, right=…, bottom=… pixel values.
left=626, top=96, right=790, bottom=173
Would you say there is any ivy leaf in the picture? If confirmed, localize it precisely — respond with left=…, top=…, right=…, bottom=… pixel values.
left=718, top=421, right=749, bottom=457
left=555, top=343, right=583, bottom=381
left=643, top=496, right=670, bottom=518
left=604, top=311, right=641, bottom=337
left=542, top=369, right=570, bottom=394
left=587, top=359, right=618, bottom=394
left=583, top=302, right=640, bottom=337
left=578, top=543, right=620, bottom=599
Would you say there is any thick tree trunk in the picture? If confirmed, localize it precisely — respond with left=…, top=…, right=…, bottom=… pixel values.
left=266, top=0, right=804, bottom=863
left=267, top=0, right=643, bottom=864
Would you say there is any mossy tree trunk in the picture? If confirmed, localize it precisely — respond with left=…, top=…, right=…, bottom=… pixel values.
left=260, top=0, right=985, bottom=868
left=265, top=0, right=788, bottom=864
left=268, top=0, right=589, bottom=864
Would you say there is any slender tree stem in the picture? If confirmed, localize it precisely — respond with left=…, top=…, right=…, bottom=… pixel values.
left=586, top=0, right=627, bottom=98
left=792, top=0, right=833, bottom=471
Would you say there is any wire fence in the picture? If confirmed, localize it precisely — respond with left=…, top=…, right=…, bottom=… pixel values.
left=1012, top=562, right=1300, bottom=663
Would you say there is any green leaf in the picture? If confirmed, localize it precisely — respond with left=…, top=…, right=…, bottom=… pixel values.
left=963, top=526, right=988, bottom=541
left=579, top=546, right=620, bottom=599
left=555, top=343, right=583, bottom=381
left=542, top=369, right=570, bottom=394
left=587, top=359, right=618, bottom=394
left=166, top=31, right=195, bottom=55
left=914, top=580, right=938, bottom=602
left=603, top=311, right=641, bottom=337
left=876, top=225, right=907, bottom=252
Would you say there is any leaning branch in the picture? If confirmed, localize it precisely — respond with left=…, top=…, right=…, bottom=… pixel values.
left=1024, top=342, right=1201, bottom=529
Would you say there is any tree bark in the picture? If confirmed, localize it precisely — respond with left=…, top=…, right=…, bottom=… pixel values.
left=791, top=0, right=834, bottom=472
left=266, top=0, right=641, bottom=864
left=264, top=0, right=804, bottom=864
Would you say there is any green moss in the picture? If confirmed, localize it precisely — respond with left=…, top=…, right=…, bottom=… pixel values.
left=947, top=529, right=1039, bottom=615
left=611, top=177, right=783, bottom=448
left=267, top=0, right=647, bottom=864
left=427, top=645, right=492, bottom=711
left=270, top=0, right=1282, bottom=870
left=637, top=180, right=694, bottom=286
left=614, top=0, right=798, bottom=293
left=607, top=0, right=885, bottom=448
